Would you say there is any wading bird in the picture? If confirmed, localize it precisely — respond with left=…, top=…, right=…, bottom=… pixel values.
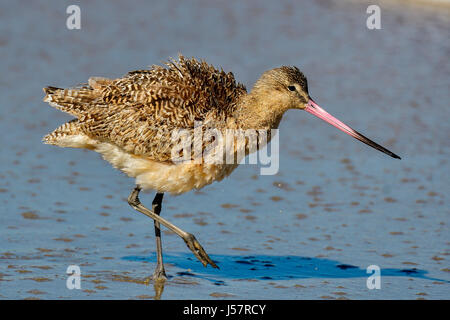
left=43, top=54, right=400, bottom=281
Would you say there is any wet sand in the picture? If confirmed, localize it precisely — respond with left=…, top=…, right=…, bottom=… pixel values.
left=0, top=1, right=448, bottom=299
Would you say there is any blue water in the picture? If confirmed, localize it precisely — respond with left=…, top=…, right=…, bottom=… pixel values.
left=0, top=0, right=449, bottom=299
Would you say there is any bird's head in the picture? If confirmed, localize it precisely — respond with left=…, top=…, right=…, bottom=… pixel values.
left=253, top=66, right=310, bottom=111
left=249, top=66, right=401, bottom=159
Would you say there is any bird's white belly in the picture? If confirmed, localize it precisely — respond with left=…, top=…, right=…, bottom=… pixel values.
left=52, top=133, right=240, bottom=194
left=71, top=136, right=238, bottom=195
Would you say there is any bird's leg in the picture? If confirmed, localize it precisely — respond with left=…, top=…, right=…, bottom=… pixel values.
left=151, top=192, right=166, bottom=281
left=127, top=186, right=218, bottom=270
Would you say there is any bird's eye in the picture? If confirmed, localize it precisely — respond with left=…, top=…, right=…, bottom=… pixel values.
left=288, top=86, right=296, bottom=91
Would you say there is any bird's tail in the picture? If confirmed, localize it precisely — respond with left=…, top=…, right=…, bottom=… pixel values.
left=42, top=118, right=77, bottom=144
left=43, top=77, right=113, bottom=148
left=43, top=85, right=100, bottom=117
left=43, top=116, right=99, bottom=150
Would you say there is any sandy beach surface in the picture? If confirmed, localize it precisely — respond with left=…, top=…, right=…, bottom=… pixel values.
left=0, top=0, right=448, bottom=299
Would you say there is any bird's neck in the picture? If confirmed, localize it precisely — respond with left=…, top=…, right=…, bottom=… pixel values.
left=234, top=90, right=285, bottom=131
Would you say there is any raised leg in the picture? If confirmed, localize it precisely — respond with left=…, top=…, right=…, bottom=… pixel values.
left=127, top=186, right=218, bottom=272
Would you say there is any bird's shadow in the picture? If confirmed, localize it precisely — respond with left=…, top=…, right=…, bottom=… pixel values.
left=122, top=253, right=449, bottom=285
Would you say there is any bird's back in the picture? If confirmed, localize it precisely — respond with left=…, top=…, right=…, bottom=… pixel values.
left=43, top=54, right=247, bottom=163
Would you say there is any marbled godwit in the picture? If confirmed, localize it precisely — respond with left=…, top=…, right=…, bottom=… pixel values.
left=43, top=54, right=400, bottom=280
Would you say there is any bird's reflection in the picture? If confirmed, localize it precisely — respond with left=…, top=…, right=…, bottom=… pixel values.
left=145, top=277, right=165, bottom=300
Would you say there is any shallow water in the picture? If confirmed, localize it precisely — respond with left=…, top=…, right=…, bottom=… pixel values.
left=0, top=0, right=449, bottom=299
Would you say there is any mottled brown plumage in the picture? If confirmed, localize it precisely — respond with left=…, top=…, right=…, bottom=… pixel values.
left=43, top=54, right=310, bottom=195
left=44, top=55, right=248, bottom=163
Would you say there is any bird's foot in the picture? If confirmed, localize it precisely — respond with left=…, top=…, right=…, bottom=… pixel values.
left=151, top=266, right=168, bottom=282
left=183, top=233, right=218, bottom=269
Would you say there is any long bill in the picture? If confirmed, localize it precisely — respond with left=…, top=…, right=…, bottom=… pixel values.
left=305, top=98, right=401, bottom=159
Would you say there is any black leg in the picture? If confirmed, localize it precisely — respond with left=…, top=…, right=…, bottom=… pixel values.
left=151, top=192, right=166, bottom=280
